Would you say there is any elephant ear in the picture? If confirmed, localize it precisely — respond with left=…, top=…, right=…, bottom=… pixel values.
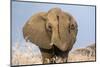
left=23, top=12, right=52, bottom=49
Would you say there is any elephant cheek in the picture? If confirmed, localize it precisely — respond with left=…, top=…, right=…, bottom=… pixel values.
left=51, top=37, right=69, bottom=51
left=55, top=36, right=72, bottom=51
left=50, top=30, right=69, bottom=51
left=54, top=42, right=70, bottom=52
left=51, top=32, right=58, bottom=46
left=50, top=27, right=59, bottom=43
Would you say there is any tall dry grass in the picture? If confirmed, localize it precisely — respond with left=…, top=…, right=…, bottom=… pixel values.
left=12, top=42, right=42, bottom=65
left=68, top=43, right=95, bottom=62
left=12, top=42, right=96, bottom=65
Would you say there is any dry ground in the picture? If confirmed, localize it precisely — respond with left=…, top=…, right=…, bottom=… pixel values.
left=12, top=43, right=95, bottom=65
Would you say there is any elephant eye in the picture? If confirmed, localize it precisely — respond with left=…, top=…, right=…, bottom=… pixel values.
left=70, top=24, right=75, bottom=30
left=46, top=23, right=52, bottom=32
left=68, top=23, right=75, bottom=33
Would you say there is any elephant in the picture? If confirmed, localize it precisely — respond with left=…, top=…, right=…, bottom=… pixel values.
left=23, top=7, right=78, bottom=64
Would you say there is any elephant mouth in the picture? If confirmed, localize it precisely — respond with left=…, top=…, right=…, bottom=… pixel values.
left=40, top=43, right=69, bottom=57
left=51, top=41, right=70, bottom=52
left=52, top=45, right=69, bottom=57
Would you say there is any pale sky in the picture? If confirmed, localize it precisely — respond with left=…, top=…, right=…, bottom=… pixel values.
left=12, top=1, right=96, bottom=50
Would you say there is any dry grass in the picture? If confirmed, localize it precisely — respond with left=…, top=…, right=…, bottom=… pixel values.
left=68, top=53, right=95, bottom=62
left=12, top=42, right=42, bottom=65
left=12, top=42, right=95, bottom=65
left=68, top=43, right=95, bottom=62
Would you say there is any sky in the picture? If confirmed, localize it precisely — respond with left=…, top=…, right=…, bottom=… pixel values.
left=12, top=1, right=96, bottom=50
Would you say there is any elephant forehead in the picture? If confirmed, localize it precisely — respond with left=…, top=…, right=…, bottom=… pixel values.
left=47, top=14, right=58, bottom=26
left=47, top=10, right=63, bottom=26
left=48, top=8, right=61, bottom=13
left=47, top=8, right=62, bottom=18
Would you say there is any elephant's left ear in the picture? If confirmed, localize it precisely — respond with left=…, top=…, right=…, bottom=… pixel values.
left=39, top=13, right=47, bottom=21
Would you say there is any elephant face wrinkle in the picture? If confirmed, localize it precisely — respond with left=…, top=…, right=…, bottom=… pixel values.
left=57, top=15, right=61, bottom=40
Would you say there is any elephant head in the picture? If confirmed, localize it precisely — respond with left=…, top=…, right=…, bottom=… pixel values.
left=23, top=7, right=78, bottom=63
left=45, top=8, right=78, bottom=51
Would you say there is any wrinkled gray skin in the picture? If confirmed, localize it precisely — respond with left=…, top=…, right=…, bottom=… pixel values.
left=23, top=8, right=78, bottom=64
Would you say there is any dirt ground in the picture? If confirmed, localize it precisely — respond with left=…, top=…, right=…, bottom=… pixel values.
left=12, top=43, right=95, bottom=65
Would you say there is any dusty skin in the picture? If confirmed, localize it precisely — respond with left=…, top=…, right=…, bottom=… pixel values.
left=23, top=8, right=78, bottom=64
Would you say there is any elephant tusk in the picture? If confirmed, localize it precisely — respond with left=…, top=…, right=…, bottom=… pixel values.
left=50, top=42, right=54, bottom=46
